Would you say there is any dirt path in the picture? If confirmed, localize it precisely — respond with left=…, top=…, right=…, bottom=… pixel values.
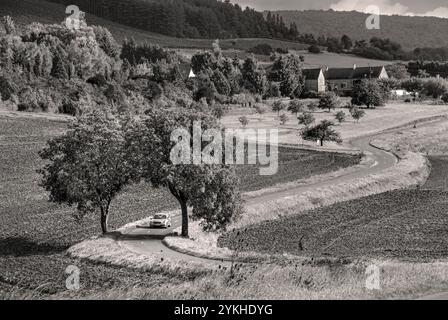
left=117, top=124, right=400, bottom=265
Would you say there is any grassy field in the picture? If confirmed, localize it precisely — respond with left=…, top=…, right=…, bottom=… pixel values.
left=219, top=155, right=448, bottom=261
left=0, top=111, right=358, bottom=294
left=222, top=101, right=448, bottom=148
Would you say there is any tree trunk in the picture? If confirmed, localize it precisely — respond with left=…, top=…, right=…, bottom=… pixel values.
left=180, top=199, right=189, bottom=238
left=168, top=184, right=189, bottom=238
left=100, top=206, right=109, bottom=234
left=320, top=139, right=324, bottom=146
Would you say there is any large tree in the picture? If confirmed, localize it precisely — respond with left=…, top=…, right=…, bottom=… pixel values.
left=269, top=54, right=304, bottom=97
left=127, top=108, right=243, bottom=237
left=39, top=111, right=135, bottom=234
left=241, top=55, right=267, bottom=95
left=351, top=79, right=386, bottom=108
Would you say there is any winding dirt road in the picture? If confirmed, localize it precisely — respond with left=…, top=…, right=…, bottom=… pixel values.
left=117, top=128, right=398, bottom=265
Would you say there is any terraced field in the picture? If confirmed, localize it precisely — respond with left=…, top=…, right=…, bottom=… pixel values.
left=0, top=113, right=358, bottom=293
left=219, top=156, right=448, bottom=261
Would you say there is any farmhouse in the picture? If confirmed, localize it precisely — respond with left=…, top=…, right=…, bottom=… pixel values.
left=303, top=65, right=389, bottom=95
left=303, top=68, right=326, bottom=93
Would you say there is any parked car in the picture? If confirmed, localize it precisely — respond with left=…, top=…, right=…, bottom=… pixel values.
left=150, top=213, right=172, bottom=228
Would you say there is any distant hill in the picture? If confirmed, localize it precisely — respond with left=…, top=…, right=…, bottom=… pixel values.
left=274, top=10, right=448, bottom=50
left=0, top=0, right=308, bottom=51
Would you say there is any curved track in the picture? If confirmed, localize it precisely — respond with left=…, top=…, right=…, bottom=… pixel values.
left=117, top=130, right=397, bottom=265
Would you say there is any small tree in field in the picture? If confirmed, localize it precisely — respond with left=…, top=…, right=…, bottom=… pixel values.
left=39, top=111, right=135, bottom=234
left=239, top=116, right=249, bottom=128
left=301, top=120, right=342, bottom=146
left=335, top=111, right=346, bottom=124
left=318, top=92, right=339, bottom=112
left=127, top=108, right=243, bottom=237
left=288, top=99, right=305, bottom=116
left=272, top=100, right=286, bottom=116
left=254, top=104, right=267, bottom=120
left=279, top=113, right=289, bottom=125
left=298, top=112, right=315, bottom=127
left=350, top=107, right=366, bottom=122
left=307, top=101, right=318, bottom=112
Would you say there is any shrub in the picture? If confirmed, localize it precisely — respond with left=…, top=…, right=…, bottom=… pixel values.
left=239, top=116, right=249, bottom=128
left=18, top=87, right=56, bottom=112
left=298, top=112, right=315, bottom=126
left=143, top=81, right=163, bottom=101
left=335, top=111, right=346, bottom=123
left=265, top=82, right=281, bottom=98
left=441, top=93, right=448, bottom=104
left=212, top=103, right=228, bottom=119
left=254, top=103, right=268, bottom=119
left=58, top=98, right=80, bottom=116
left=272, top=100, right=286, bottom=115
left=350, top=107, right=366, bottom=122
left=423, top=77, right=448, bottom=99
left=307, top=101, right=318, bottom=112
left=308, top=45, right=321, bottom=54
left=288, top=99, right=306, bottom=116
left=275, top=47, right=289, bottom=54
left=318, top=92, right=339, bottom=112
left=279, top=113, right=289, bottom=125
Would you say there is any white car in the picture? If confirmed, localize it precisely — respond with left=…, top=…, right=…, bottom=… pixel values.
left=150, top=213, right=172, bottom=228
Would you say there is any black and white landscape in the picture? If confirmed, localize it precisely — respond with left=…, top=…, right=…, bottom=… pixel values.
left=1, top=0, right=448, bottom=302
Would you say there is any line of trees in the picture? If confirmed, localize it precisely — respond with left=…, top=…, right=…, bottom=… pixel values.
left=40, top=109, right=243, bottom=237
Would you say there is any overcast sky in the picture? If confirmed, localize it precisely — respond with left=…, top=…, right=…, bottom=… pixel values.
left=233, top=0, right=448, bottom=18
